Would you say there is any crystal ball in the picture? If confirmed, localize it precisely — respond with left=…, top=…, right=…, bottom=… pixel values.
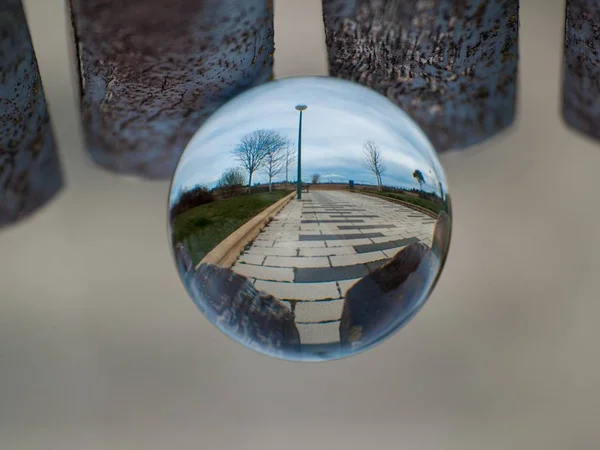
left=168, top=76, right=452, bottom=361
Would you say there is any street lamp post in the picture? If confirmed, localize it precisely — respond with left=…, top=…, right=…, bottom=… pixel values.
left=295, top=104, right=307, bottom=200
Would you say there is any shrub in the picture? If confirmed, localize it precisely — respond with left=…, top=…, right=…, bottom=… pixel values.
left=217, top=167, right=246, bottom=198
left=170, top=185, right=215, bottom=219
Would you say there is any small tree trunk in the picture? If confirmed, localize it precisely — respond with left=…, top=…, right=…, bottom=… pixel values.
left=67, top=0, right=274, bottom=179
left=0, top=0, right=64, bottom=228
left=322, top=0, right=519, bottom=152
left=563, top=0, right=600, bottom=140
left=248, top=172, right=253, bottom=194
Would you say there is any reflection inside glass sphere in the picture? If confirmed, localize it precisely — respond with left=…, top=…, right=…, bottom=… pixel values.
left=168, top=76, right=452, bottom=361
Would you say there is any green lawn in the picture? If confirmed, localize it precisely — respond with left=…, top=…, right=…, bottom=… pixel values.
left=171, top=190, right=291, bottom=265
left=359, top=190, right=448, bottom=215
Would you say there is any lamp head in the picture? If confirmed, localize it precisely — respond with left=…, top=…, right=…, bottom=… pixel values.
left=295, top=104, right=308, bottom=111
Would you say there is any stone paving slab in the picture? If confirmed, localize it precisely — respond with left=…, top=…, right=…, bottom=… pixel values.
left=252, top=240, right=277, bottom=248
left=238, top=254, right=266, bottom=265
left=369, top=234, right=409, bottom=243
left=229, top=190, right=436, bottom=345
left=300, top=220, right=388, bottom=227
left=366, top=260, right=387, bottom=272
left=336, top=224, right=397, bottom=230
left=303, top=212, right=366, bottom=216
left=256, top=235, right=300, bottom=242
left=299, top=246, right=356, bottom=257
left=337, top=278, right=361, bottom=295
left=353, top=237, right=420, bottom=253
left=297, top=321, right=341, bottom=344
left=294, top=264, right=370, bottom=283
left=303, top=208, right=366, bottom=212
left=254, top=280, right=339, bottom=300
left=294, top=299, right=345, bottom=323
left=299, top=225, right=367, bottom=231
left=326, top=238, right=374, bottom=247
left=299, top=229, right=370, bottom=235
left=233, top=263, right=294, bottom=282
left=274, top=240, right=327, bottom=248
left=309, top=204, right=357, bottom=207
left=381, top=229, right=413, bottom=236
left=246, top=247, right=297, bottom=257
left=256, top=231, right=300, bottom=239
left=264, top=255, right=330, bottom=268
left=329, top=250, right=387, bottom=266
left=383, top=248, right=404, bottom=258
left=302, top=219, right=365, bottom=223
left=327, top=215, right=378, bottom=218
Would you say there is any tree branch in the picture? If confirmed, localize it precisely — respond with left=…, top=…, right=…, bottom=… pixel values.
left=67, top=0, right=275, bottom=179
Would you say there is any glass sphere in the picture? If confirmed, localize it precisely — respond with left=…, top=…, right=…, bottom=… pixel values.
left=168, top=76, right=452, bottom=361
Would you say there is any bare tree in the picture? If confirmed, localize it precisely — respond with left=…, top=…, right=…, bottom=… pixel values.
left=284, top=145, right=297, bottom=184
left=232, top=129, right=288, bottom=193
left=311, top=173, right=321, bottom=184
left=217, top=167, right=246, bottom=198
left=262, top=137, right=290, bottom=192
left=361, top=140, right=386, bottom=191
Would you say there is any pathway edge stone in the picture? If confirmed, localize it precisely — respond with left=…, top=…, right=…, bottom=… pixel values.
left=198, top=191, right=295, bottom=269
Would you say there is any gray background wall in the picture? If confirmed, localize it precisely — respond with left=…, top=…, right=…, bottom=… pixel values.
left=1, top=0, right=599, bottom=448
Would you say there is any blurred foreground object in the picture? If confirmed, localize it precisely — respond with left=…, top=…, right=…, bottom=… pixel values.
left=0, top=0, right=63, bottom=228
left=322, top=0, right=519, bottom=152
left=67, top=0, right=274, bottom=179
left=563, top=0, right=600, bottom=140
left=340, top=210, right=451, bottom=347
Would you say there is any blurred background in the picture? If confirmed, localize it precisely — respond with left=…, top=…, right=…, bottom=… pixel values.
left=1, top=0, right=599, bottom=448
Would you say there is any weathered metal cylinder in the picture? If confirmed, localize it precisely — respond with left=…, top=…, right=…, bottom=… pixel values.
left=67, top=0, right=275, bottom=179
left=563, top=0, right=600, bottom=141
left=0, top=0, right=64, bottom=228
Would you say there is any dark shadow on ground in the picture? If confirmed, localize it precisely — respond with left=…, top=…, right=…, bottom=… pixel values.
left=339, top=211, right=452, bottom=348
left=172, top=209, right=451, bottom=359
left=174, top=243, right=301, bottom=358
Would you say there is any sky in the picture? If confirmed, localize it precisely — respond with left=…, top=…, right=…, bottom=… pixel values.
left=170, top=76, right=449, bottom=205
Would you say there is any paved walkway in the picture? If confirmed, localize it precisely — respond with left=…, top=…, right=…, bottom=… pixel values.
left=231, top=191, right=436, bottom=345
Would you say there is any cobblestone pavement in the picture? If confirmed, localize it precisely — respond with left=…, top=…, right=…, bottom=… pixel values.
left=231, top=190, right=436, bottom=345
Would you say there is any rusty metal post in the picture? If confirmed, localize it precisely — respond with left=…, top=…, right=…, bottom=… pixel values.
left=0, top=0, right=64, bottom=228
left=563, top=0, right=600, bottom=140
left=67, top=0, right=275, bottom=179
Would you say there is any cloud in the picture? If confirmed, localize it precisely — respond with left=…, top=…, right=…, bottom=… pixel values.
left=171, top=77, right=448, bottom=204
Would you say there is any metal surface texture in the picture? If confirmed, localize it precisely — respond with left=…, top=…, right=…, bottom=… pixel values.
left=563, top=0, right=600, bottom=140
left=68, top=0, right=275, bottom=179
left=0, top=0, right=63, bottom=228
left=322, top=0, right=519, bottom=152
